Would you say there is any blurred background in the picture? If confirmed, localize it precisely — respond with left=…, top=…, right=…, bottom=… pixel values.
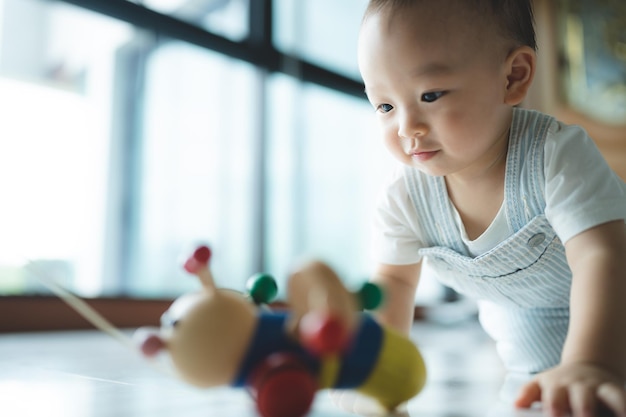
left=0, top=0, right=625, bottom=330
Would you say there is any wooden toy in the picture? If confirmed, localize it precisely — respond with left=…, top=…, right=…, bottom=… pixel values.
left=135, top=245, right=427, bottom=417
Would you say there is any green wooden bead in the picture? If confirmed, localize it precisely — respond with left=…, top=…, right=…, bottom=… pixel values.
left=246, top=273, right=278, bottom=304
left=357, top=282, right=384, bottom=310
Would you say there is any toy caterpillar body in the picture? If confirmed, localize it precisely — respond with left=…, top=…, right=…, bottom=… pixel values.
left=136, top=246, right=426, bottom=417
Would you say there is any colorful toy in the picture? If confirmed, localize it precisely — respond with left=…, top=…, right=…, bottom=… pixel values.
left=135, top=245, right=427, bottom=417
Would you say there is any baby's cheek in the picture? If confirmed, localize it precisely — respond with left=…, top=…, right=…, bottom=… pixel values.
left=383, top=137, right=407, bottom=161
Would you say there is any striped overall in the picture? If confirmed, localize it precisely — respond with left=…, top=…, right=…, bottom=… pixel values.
left=404, top=108, right=571, bottom=373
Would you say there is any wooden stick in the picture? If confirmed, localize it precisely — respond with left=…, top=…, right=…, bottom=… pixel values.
left=26, top=262, right=135, bottom=351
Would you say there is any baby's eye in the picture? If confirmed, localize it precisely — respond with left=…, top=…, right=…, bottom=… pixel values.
left=421, top=91, right=445, bottom=103
left=376, top=103, right=394, bottom=113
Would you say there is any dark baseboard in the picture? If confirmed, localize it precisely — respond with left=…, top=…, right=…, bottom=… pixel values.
left=0, top=296, right=173, bottom=332
left=0, top=296, right=428, bottom=333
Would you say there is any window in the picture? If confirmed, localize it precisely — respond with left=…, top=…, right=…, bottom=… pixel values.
left=0, top=0, right=132, bottom=296
left=127, top=0, right=249, bottom=41
left=128, top=42, right=259, bottom=296
left=0, top=0, right=443, bottom=314
left=273, top=0, right=367, bottom=80
left=266, top=75, right=393, bottom=288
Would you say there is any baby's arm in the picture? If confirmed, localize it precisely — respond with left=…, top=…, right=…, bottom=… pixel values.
left=371, top=262, right=422, bottom=335
left=516, top=220, right=626, bottom=417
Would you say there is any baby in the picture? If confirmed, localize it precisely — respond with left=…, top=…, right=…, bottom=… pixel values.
left=356, top=1, right=626, bottom=416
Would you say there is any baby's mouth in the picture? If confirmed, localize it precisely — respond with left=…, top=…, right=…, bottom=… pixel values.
left=411, top=150, right=439, bottom=161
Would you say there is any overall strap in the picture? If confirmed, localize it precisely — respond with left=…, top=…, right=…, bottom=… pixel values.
left=505, top=108, right=554, bottom=231
left=404, top=168, right=468, bottom=255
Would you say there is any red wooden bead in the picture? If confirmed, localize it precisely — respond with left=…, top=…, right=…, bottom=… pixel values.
left=183, top=245, right=212, bottom=273
left=299, top=312, right=349, bottom=356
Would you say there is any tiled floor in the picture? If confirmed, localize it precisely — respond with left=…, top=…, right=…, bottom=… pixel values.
left=0, top=317, right=545, bottom=417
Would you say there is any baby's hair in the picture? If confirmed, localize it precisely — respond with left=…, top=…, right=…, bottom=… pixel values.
left=363, top=0, right=537, bottom=51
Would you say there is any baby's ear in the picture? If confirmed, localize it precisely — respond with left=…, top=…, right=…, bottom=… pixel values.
left=503, top=46, right=536, bottom=106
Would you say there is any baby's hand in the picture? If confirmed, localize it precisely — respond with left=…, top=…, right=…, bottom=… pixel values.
left=285, top=260, right=359, bottom=348
left=515, top=363, right=626, bottom=417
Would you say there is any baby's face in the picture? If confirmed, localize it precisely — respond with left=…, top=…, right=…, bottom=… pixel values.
left=358, top=2, right=515, bottom=179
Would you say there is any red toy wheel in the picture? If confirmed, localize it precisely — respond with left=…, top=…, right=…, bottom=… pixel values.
left=248, top=353, right=317, bottom=417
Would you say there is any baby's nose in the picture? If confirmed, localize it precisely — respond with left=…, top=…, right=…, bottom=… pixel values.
left=397, top=110, right=428, bottom=140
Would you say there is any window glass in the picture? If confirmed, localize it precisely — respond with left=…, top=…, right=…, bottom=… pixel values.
left=0, top=0, right=132, bottom=296
left=266, top=74, right=395, bottom=292
left=127, top=41, right=258, bottom=297
left=127, top=0, right=249, bottom=42
left=274, top=0, right=368, bottom=81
